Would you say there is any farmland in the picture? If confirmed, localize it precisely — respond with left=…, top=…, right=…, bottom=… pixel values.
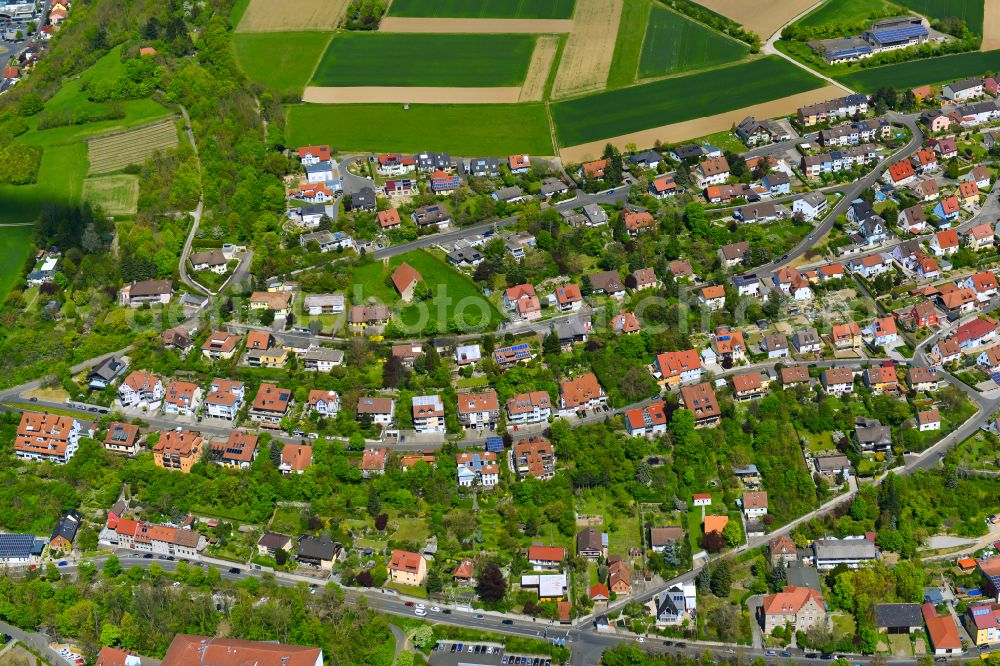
left=285, top=103, right=553, bottom=155
left=894, top=0, right=985, bottom=34
left=387, top=0, right=577, bottom=19
left=235, top=0, right=349, bottom=32
left=795, top=0, right=905, bottom=29
left=835, top=48, right=1000, bottom=91
left=0, top=225, right=35, bottom=302
left=690, top=0, right=822, bottom=38
left=232, top=32, right=332, bottom=93
left=311, top=33, right=537, bottom=87
left=87, top=118, right=179, bottom=174
left=351, top=250, right=503, bottom=334
left=606, top=0, right=651, bottom=88
left=551, top=0, right=623, bottom=98
left=638, top=4, right=749, bottom=78
left=551, top=56, right=823, bottom=146
left=82, top=175, right=140, bottom=217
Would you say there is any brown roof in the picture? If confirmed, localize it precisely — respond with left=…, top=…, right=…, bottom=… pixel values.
left=252, top=383, right=292, bottom=413
left=361, top=447, right=388, bottom=471
left=246, top=330, right=272, bottom=350
left=104, top=422, right=140, bottom=447
left=680, top=382, right=720, bottom=420
left=917, top=408, right=941, bottom=426
left=743, top=491, right=768, bottom=510
left=357, top=396, right=394, bottom=415
left=560, top=373, right=605, bottom=409
left=250, top=291, right=292, bottom=311
left=454, top=557, right=475, bottom=579
left=731, top=371, right=763, bottom=393
left=127, top=279, right=172, bottom=298
left=650, top=526, right=684, bottom=546
left=15, top=412, right=78, bottom=457
left=780, top=366, right=810, bottom=385
left=153, top=429, right=203, bottom=457
left=162, top=635, right=322, bottom=666
left=281, top=444, right=312, bottom=471
left=202, top=331, right=240, bottom=354
left=823, top=367, right=854, bottom=385
left=762, top=586, right=824, bottom=616
left=699, top=156, right=730, bottom=177
left=631, top=267, right=658, bottom=287
left=456, top=390, right=499, bottom=414
left=212, top=431, right=258, bottom=463
left=770, top=535, right=796, bottom=556
left=506, top=391, right=551, bottom=415
left=391, top=262, right=422, bottom=294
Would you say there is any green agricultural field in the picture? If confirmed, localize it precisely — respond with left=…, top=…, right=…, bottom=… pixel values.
left=388, top=0, right=576, bottom=19
left=638, top=4, right=749, bottom=78
left=82, top=175, right=140, bottom=217
left=795, top=0, right=904, bottom=29
left=551, top=56, right=824, bottom=147
left=232, top=32, right=332, bottom=93
left=351, top=250, right=503, bottom=334
left=0, top=225, right=35, bottom=301
left=606, top=0, right=652, bottom=88
left=286, top=103, right=553, bottom=155
left=311, top=33, right=537, bottom=87
left=836, top=48, right=1000, bottom=91
left=894, top=0, right=984, bottom=34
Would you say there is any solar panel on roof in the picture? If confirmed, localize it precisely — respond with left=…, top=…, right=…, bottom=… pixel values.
left=0, top=534, right=36, bottom=558
left=871, top=25, right=927, bottom=43
left=486, top=436, right=504, bottom=452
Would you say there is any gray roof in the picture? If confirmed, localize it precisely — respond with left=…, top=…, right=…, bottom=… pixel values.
left=540, top=177, right=569, bottom=195
left=296, top=534, right=337, bottom=560
left=813, top=537, right=877, bottom=561
left=875, top=603, right=923, bottom=629
left=301, top=347, right=344, bottom=363
left=815, top=455, right=851, bottom=471
left=88, top=355, right=127, bottom=382
left=785, top=560, right=821, bottom=591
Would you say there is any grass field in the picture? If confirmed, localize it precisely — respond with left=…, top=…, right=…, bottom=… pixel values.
left=82, top=175, right=140, bottom=216
left=835, top=48, right=1000, bottom=91
left=286, top=103, right=553, bottom=154
left=388, top=0, right=577, bottom=18
left=551, top=56, right=823, bottom=147
left=87, top=118, right=179, bottom=174
left=638, top=4, right=749, bottom=78
left=311, top=33, right=537, bottom=87
left=795, top=0, right=904, bottom=28
left=232, top=32, right=331, bottom=92
left=606, top=0, right=652, bottom=88
left=0, top=225, right=34, bottom=301
left=894, top=0, right=984, bottom=34
left=351, top=250, right=503, bottom=333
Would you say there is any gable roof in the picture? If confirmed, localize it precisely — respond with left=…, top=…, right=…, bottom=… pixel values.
left=391, top=262, right=422, bottom=294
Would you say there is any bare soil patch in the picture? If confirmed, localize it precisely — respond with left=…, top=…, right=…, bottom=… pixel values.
left=379, top=17, right=574, bottom=32
left=519, top=35, right=560, bottom=101
left=551, top=0, right=623, bottom=99
left=983, top=0, right=1000, bottom=50
left=303, top=86, right=523, bottom=104
left=236, top=0, right=350, bottom=32
left=693, top=0, right=820, bottom=39
left=559, top=84, right=842, bottom=162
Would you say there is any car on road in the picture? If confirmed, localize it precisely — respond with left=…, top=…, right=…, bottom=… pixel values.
left=57, top=560, right=68, bottom=567
left=780, top=652, right=792, bottom=658
left=636, top=637, right=645, bottom=643
left=502, top=619, right=514, bottom=625
left=29, top=397, right=37, bottom=402
left=805, top=654, right=819, bottom=659
left=414, top=608, right=426, bottom=616
left=143, top=553, right=153, bottom=559
left=228, top=567, right=241, bottom=574
left=675, top=642, right=686, bottom=648
left=404, top=601, right=415, bottom=607
left=663, top=641, right=673, bottom=646
left=442, top=609, right=452, bottom=614
left=474, top=613, right=484, bottom=620
left=765, top=650, right=777, bottom=656
left=430, top=606, right=440, bottom=613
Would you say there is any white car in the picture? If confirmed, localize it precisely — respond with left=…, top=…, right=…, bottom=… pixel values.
left=414, top=608, right=427, bottom=616
left=430, top=606, right=441, bottom=613
left=636, top=637, right=645, bottom=643
left=415, top=603, right=426, bottom=610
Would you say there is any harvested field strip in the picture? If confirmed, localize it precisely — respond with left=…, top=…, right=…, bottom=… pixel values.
left=551, top=56, right=824, bottom=146
left=983, top=0, right=1000, bottom=49
left=311, top=33, right=537, bottom=87
left=638, top=4, right=749, bottom=78
left=559, top=84, right=843, bottom=162
left=87, top=117, right=179, bottom=174
left=551, top=0, right=624, bottom=98
left=378, top=17, right=574, bottom=32
left=82, top=175, right=140, bottom=216
left=691, top=0, right=821, bottom=38
left=236, top=0, right=349, bottom=32
left=302, top=86, right=523, bottom=103
left=286, top=103, right=554, bottom=155
left=387, top=0, right=577, bottom=19
left=519, top=35, right=560, bottom=101
left=835, top=49, right=1000, bottom=92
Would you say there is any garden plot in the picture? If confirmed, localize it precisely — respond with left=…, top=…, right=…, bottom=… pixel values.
left=87, top=118, right=179, bottom=174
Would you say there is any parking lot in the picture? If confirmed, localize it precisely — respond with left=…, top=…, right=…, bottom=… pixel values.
left=430, top=642, right=551, bottom=666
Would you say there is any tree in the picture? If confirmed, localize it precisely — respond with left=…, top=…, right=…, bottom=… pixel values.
left=375, top=513, right=388, bottom=530
left=722, top=519, right=743, bottom=548
left=701, top=530, right=725, bottom=553
left=580, top=275, right=593, bottom=297
left=77, top=526, right=99, bottom=553
left=543, top=332, right=561, bottom=356
left=356, top=570, right=374, bottom=586
left=382, top=355, right=407, bottom=388
left=710, top=561, right=732, bottom=597
left=100, top=622, right=121, bottom=647
left=426, top=568, right=443, bottom=594
left=850, top=496, right=868, bottom=521
left=412, top=625, right=435, bottom=649
left=476, top=562, right=506, bottom=602
left=709, top=604, right=739, bottom=641
left=103, top=554, right=122, bottom=578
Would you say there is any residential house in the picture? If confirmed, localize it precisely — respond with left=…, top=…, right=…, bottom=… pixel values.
left=762, top=171, right=791, bottom=196
left=743, top=491, right=768, bottom=520
left=953, top=317, right=997, bottom=349
left=513, top=436, right=556, bottom=481
left=712, top=325, right=747, bottom=363
left=854, top=417, right=893, bottom=451
left=301, top=347, right=344, bottom=372
left=411, top=394, right=445, bottom=433
left=932, top=337, right=962, bottom=364
left=307, top=390, right=340, bottom=419
left=582, top=203, right=609, bottom=227
left=912, top=178, right=940, bottom=202
left=455, top=343, right=482, bottom=366
left=118, top=370, right=164, bottom=408
left=653, top=349, right=702, bottom=388
left=965, top=165, right=992, bottom=190
left=297, top=145, right=330, bottom=165
left=356, top=397, right=395, bottom=427
left=654, top=583, right=697, bottom=625
left=210, top=431, right=258, bottom=470
left=773, top=266, right=813, bottom=301
left=698, top=284, right=726, bottom=310
left=864, top=364, right=900, bottom=395
left=506, top=391, right=552, bottom=426
left=390, top=262, right=422, bottom=302
left=831, top=321, right=863, bottom=351
left=962, top=270, right=998, bottom=301
left=295, top=535, right=338, bottom=571
left=161, top=327, right=193, bottom=352
left=933, top=196, right=961, bottom=223
left=769, top=535, right=798, bottom=567
left=360, top=448, right=388, bottom=477
left=508, top=154, right=531, bottom=173
left=793, top=192, right=828, bottom=221
left=250, top=383, right=293, bottom=425
left=923, top=603, right=963, bottom=655
left=735, top=202, right=781, bottom=224
left=188, top=249, right=227, bottom=274
left=612, top=311, right=642, bottom=335
left=818, top=263, right=846, bottom=282
left=792, top=328, right=822, bottom=354
left=918, top=408, right=941, bottom=432
left=554, top=284, right=583, bottom=312
left=630, top=267, right=660, bottom=291
left=203, top=378, right=245, bottom=421
left=411, top=204, right=450, bottom=229
left=389, top=549, right=427, bottom=587
left=391, top=343, right=423, bottom=368
left=456, top=451, right=499, bottom=488
left=649, top=175, right=678, bottom=198
left=467, top=157, right=500, bottom=178
left=908, top=366, right=941, bottom=393
left=912, top=147, right=938, bottom=172
left=153, top=429, right=205, bottom=473
left=559, top=373, right=607, bottom=417
left=812, top=536, right=878, bottom=569
left=104, top=422, right=141, bottom=456
left=527, top=545, right=566, bottom=570
left=884, top=160, right=916, bottom=186
left=931, top=229, right=960, bottom=256
left=667, top=259, right=693, bottom=281
left=416, top=152, right=452, bottom=172
left=695, top=156, right=730, bottom=189
left=300, top=231, right=354, bottom=253
left=943, top=77, right=984, bottom=101
left=718, top=242, right=749, bottom=268
left=119, top=279, right=173, bottom=308
left=931, top=136, right=958, bottom=159
left=456, top=390, right=500, bottom=429
left=780, top=366, right=811, bottom=387
left=587, top=270, right=626, bottom=299
left=378, top=208, right=401, bottom=230
left=540, top=177, right=570, bottom=197
left=731, top=371, right=764, bottom=401
left=964, top=602, right=1000, bottom=647
left=901, top=205, right=928, bottom=233
left=736, top=116, right=788, bottom=145
left=732, top=273, right=761, bottom=298
left=279, top=444, right=312, bottom=475
left=256, top=532, right=292, bottom=559
left=201, top=331, right=240, bottom=360
left=577, top=528, right=607, bottom=559
left=960, top=181, right=982, bottom=207
left=624, top=401, right=668, bottom=437
left=978, top=344, right=1000, bottom=374
left=249, top=291, right=293, bottom=317
left=938, top=287, right=977, bottom=316
left=680, top=382, right=721, bottom=428
left=822, top=367, right=855, bottom=396
left=761, top=586, right=826, bottom=634
left=761, top=333, right=790, bottom=358
left=608, top=557, right=631, bottom=595
left=430, top=170, right=460, bottom=194
left=623, top=209, right=656, bottom=236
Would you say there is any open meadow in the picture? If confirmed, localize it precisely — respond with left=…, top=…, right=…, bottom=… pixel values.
left=894, top=0, right=984, bottom=34
left=311, top=33, right=537, bottom=87
left=87, top=118, right=179, bottom=174
left=286, top=103, right=554, bottom=155
left=0, top=225, right=35, bottom=301
left=82, top=175, right=140, bottom=217
left=232, top=32, right=332, bottom=93
left=235, top=0, right=349, bottom=32
left=551, top=56, right=823, bottom=146
left=638, top=4, right=750, bottom=78
left=795, top=0, right=905, bottom=29
left=835, top=48, right=1000, bottom=91
left=387, top=0, right=577, bottom=18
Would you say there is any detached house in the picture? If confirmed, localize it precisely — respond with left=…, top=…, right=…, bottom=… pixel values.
left=554, top=284, right=583, bottom=312
left=731, top=371, right=765, bottom=401
left=654, top=349, right=702, bottom=388
left=250, top=383, right=293, bottom=425
left=202, top=331, right=240, bottom=360
left=761, top=586, right=826, bottom=635
left=356, top=397, right=395, bottom=427
left=908, top=366, right=940, bottom=393
left=699, top=284, right=726, bottom=310
left=104, top=422, right=141, bottom=456
left=933, top=196, right=961, bottom=223
left=864, top=365, right=900, bottom=395
left=204, top=379, right=245, bottom=421
left=931, top=229, right=960, bottom=256
left=411, top=394, right=445, bottom=433
left=307, top=390, right=340, bottom=418
left=279, top=444, right=312, bottom=475
left=388, top=549, right=427, bottom=587
left=884, top=160, right=916, bottom=187
left=559, top=373, right=607, bottom=417
left=625, top=401, right=668, bottom=437
left=153, top=429, right=205, bottom=473
left=623, top=210, right=655, bottom=236
left=822, top=367, right=855, bottom=396
left=118, top=371, right=164, bottom=409
left=577, top=527, right=608, bottom=559
left=831, top=321, right=863, bottom=350
left=211, top=431, right=258, bottom=470
left=773, top=267, right=813, bottom=301
left=456, top=451, right=499, bottom=488
left=680, top=382, right=721, bottom=428
left=506, top=391, right=552, bottom=426
left=456, top=390, right=500, bottom=429
left=162, top=380, right=202, bottom=417
left=695, top=156, right=730, bottom=189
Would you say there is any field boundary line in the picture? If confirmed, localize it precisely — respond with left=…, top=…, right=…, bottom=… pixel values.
left=305, top=32, right=336, bottom=89
left=378, top=17, right=574, bottom=32
left=519, top=36, right=561, bottom=102
left=302, top=86, right=524, bottom=104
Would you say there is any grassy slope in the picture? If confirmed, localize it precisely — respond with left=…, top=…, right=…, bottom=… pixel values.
left=82, top=174, right=140, bottom=217
left=0, top=225, right=35, bottom=301
left=893, top=0, right=984, bottom=34
left=638, top=4, right=749, bottom=78
left=232, top=32, right=332, bottom=93
left=286, top=103, right=554, bottom=155
left=836, top=48, right=1000, bottom=91
left=795, top=0, right=904, bottom=28
left=387, top=0, right=577, bottom=19
left=311, top=33, right=537, bottom=87
left=605, top=0, right=652, bottom=89
left=551, top=56, right=824, bottom=146
left=352, top=250, right=502, bottom=330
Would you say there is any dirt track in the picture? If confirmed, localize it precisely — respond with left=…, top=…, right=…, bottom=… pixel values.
left=379, top=17, right=574, bottom=32
left=559, top=84, right=842, bottom=163
left=236, top=0, right=349, bottom=31
left=983, top=0, right=1000, bottom=51
left=692, top=0, right=820, bottom=39
left=302, top=86, right=524, bottom=104
left=519, top=36, right=560, bottom=102
left=551, top=0, right=623, bottom=99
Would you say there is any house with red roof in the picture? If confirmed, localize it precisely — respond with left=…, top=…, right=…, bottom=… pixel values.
left=580, top=159, right=607, bottom=179
left=954, top=317, right=997, bottom=349
left=912, top=147, right=938, bottom=172
left=699, top=284, right=726, bottom=310
left=430, top=170, right=460, bottom=194
left=508, top=154, right=531, bottom=173
left=625, top=401, right=667, bottom=437
left=389, top=549, right=427, bottom=586
left=933, top=195, right=961, bottom=222
left=922, top=603, right=963, bottom=655
left=962, top=222, right=993, bottom=251
left=731, top=370, right=764, bottom=401
left=378, top=208, right=401, bottom=230
left=930, top=229, right=960, bottom=256
left=390, top=262, right=422, bottom=302
left=297, top=145, right=330, bottom=166
left=528, top=545, right=566, bottom=569
left=960, top=271, right=999, bottom=302
left=761, top=586, right=826, bottom=634
left=654, top=349, right=702, bottom=388
left=377, top=153, right=416, bottom=176
left=554, top=284, right=583, bottom=312
left=623, top=209, right=655, bottom=235
left=959, top=180, right=981, bottom=207
left=884, top=160, right=916, bottom=186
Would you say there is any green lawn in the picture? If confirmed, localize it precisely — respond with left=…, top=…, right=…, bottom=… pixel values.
left=311, top=33, right=537, bottom=87
left=551, top=56, right=824, bottom=147
left=388, top=0, right=577, bottom=18
left=0, top=226, right=35, bottom=301
left=638, top=4, right=749, bottom=78
left=352, top=250, right=503, bottom=334
left=894, top=0, right=984, bottom=34
left=795, top=0, right=905, bottom=29
left=835, top=49, right=1000, bottom=91
left=285, top=103, right=553, bottom=154
left=82, top=174, right=140, bottom=217
left=232, top=32, right=332, bottom=93
left=606, top=0, right=652, bottom=88
left=394, top=516, right=430, bottom=544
